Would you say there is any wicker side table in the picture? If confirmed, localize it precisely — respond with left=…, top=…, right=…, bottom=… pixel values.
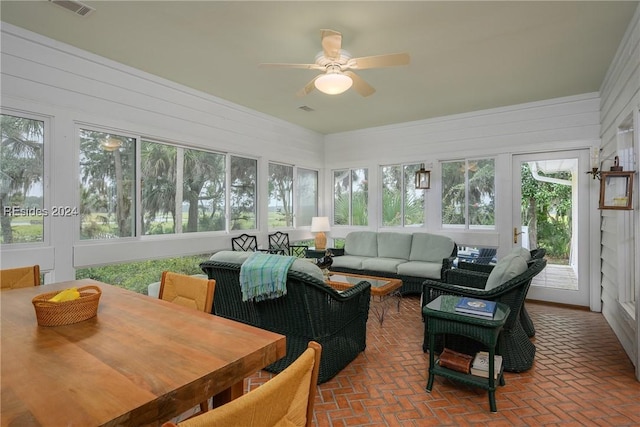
left=423, top=295, right=510, bottom=412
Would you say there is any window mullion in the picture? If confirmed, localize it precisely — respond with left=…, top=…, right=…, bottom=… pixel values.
left=175, top=148, right=184, bottom=234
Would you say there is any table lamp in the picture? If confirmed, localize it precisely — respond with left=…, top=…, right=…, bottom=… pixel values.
left=311, top=216, right=330, bottom=250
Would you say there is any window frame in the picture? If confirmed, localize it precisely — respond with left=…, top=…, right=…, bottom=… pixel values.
left=1, top=109, right=50, bottom=248
left=380, top=163, right=425, bottom=228
left=75, top=124, right=261, bottom=242
left=441, top=157, right=496, bottom=230
left=295, top=167, right=319, bottom=228
left=333, top=167, right=369, bottom=227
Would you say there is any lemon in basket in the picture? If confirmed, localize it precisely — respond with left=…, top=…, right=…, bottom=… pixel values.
left=48, top=288, right=81, bottom=303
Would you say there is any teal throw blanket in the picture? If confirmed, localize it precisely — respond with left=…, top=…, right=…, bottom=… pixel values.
left=239, top=252, right=296, bottom=302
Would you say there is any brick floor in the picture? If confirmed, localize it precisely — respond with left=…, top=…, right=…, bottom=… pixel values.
left=245, top=297, right=640, bottom=426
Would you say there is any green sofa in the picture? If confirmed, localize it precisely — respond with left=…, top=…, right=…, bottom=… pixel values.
left=330, top=231, right=457, bottom=294
left=199, top=251, right=371, bottom=383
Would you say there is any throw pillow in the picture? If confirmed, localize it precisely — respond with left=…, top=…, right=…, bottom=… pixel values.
left=509, top=246, right=532, bottom=261
left=485, top=253, right=528, bottom=290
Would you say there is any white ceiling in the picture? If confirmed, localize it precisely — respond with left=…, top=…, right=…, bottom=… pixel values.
left=1, top=1, right=637, bottom=135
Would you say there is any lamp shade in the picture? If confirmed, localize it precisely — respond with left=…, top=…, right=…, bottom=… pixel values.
left=314, top=73, right=352, bottom=95
left=310, top=216, right=330, bottom=232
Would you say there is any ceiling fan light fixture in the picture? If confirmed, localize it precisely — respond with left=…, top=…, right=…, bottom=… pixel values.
left=100, top=137, right=122, bottom=152
left=314, top=72, right=353, bottom=95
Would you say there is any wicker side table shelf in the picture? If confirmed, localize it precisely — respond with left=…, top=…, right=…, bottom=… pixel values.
left=423, top=295, right=510, bottom=412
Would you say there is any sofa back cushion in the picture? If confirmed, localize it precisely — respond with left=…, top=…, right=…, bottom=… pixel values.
left=344, top=231, right=378, bottom=257
left=409, top=233, right=455, bottom=262
left=377, top=232, right=413, bottom=260
left=485, top=253, right=528, bottom=290
left=209, top=251, right=324, bottom=281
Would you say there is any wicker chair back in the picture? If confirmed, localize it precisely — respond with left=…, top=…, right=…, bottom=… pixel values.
left=199, top=259, right=370, bottom=383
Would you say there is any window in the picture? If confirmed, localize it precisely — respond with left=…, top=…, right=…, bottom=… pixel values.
left=381, top=163, right=424, bottom=227
left=442, top=158, right=495, bottom=229
left=1, top=114, right=45, bottom=244
left=76, top=253, right=212, bottom=294
left=616, top=114, right=636, bottom=313
left=297, top=168, right=318, bottom=227
left=141, top=140, right=226, bottom=235
left=334, top=168, right=368, bottom=226
left=80, top=128, right=259, bottom=238
left=79, top=129, right=136, bottom=239
left=230, top=155, right=257, bottom=230
left=268, top=162, right=294, bottom=228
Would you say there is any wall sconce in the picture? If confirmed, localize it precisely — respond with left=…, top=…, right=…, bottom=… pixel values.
left=311, top=216, right=331, bottom=250
left=599, top=156, right=635, bottom=210
left=586, top=147, right=601, bottom=180
left=415, top=163, right=431, bottom=189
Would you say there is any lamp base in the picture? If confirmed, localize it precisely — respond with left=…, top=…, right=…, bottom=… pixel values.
left=314, top=232, right=327, bottom=250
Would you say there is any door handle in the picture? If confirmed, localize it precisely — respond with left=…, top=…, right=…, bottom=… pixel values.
left=513, top=227, right=523, bottom=244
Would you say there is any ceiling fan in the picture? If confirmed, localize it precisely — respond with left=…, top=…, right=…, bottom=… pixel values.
left=260, top=29, right=410, bottom=97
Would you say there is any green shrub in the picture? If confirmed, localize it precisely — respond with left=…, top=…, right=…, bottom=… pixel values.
left=76, top=253, right=212, bottom=294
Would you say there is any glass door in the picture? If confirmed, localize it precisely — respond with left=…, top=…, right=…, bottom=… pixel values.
left=512, top=150, right=591, bottom=307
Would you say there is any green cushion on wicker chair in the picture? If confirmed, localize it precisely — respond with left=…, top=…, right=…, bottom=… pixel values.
left=485, top=254, right=528, bottom=290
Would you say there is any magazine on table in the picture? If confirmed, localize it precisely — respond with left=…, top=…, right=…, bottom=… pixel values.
left=454, top=297, right=497, bottom=317
left=470, top=351, right=503, bottom=379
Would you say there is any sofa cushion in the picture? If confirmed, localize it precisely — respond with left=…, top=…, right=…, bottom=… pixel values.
left=344, top=231, right=378, bottom=257
left=377, top=232, right=413, bottom=260
left=291, top=259, right=325, bottom=281
left=209, top=250, right=324, bottom=281
left=485, top=253, right=528, bottom=290
left=409, top=233, right=455, bottom=262
left=396, top=261, right=443, bottom=280
left=210, top=250, right=253, bottom=264
left=330, top=255, right=369, bottom=271
left=361, top=257, right=406, bottom=274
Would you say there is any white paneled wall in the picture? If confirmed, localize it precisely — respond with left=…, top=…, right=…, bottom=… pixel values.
left=598, top=5, right=640, bottom=378
left=0, top=23, right=324, bottom=281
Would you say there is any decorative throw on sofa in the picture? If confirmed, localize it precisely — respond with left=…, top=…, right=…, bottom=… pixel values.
left=239, top=252, right=296, bottom=301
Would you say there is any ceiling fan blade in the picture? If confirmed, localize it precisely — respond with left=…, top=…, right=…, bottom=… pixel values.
left=296, top=76, right=319, bottom=97
left=260, top=63, right=323, bottom=70
left=344, top=71, right=375, bottom=97
left=348, top=53, right=410, bottom=70
left=321, top=29, right=342, bottom=60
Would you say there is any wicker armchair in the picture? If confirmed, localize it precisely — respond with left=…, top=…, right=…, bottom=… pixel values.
left=455, top=248, right=546, bottom=337
left=422, top=258, right=547, bottom=372
left=200, top=257, right=371, bottom=383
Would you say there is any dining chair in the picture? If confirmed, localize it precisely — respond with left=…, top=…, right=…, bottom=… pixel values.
left=159, top=271, right=216, bottom=414
left=268, top=231, right=308, bottom=257
left=162, top=341, right=322, bottom=427
left=231, top=233, right=260, bottom=252
left=1, top=265, right=41, bottom=290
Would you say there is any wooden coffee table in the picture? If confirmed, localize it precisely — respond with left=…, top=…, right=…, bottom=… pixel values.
left=326, top=272, right=402, bottom=325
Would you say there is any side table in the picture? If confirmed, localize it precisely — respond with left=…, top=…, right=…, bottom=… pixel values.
left=423, top=295, right=510, bottom=412
left=305, top=247, right=334, bottom=259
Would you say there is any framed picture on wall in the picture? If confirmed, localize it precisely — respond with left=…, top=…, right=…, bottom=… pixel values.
left=599, top=171, right=635, bottom=210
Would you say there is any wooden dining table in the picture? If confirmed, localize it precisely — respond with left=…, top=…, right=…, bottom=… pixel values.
left=0, top=279, right=286, bottom=426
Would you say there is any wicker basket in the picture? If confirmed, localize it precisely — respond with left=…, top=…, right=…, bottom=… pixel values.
left=32, top=285, right=101, bottom=327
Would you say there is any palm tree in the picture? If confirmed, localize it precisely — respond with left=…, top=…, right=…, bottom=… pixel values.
left=182, top=149, right=224, bottom=232
left=269, top=164, right=293, bottom=227
left=79, top=130, right=135, bottom=239
left=140, top=142, right=177, bottom=234
left=0, top=114, right=44, bottom=243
